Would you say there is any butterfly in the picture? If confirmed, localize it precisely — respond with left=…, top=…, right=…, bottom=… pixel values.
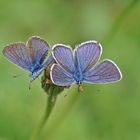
left=50, top=41, right=122, bottom=87
left=3, top=36, right=54, bottom=82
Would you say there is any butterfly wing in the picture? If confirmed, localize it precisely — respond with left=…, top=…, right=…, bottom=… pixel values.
left=52, top=44, right=75, bottom=73
left=31, top=55, right=55, bottom=81
left=27, top=36, right=49, bottom=65
left=3, top=43, right=32, bottom=71
left=43, top=55, right=55, bottom=68
left=50, top=64, right=75, bottom=86
left=75, top=41, right=102, bottom=73
left=83, top=59, right=122, bottom=83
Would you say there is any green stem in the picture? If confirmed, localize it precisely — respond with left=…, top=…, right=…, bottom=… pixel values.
left=42, top=88, right=79, bottom=138
left=30, top=94, right=57, bottom=140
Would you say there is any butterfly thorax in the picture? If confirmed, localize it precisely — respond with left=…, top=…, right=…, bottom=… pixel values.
left=73, top=70, right=83, bottom=84
left=30, top=61, right=42, bottom=73
left=73, top=57, right=84, bottom=84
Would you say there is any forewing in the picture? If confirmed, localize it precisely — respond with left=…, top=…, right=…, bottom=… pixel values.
left=75, top=41, right=102, bottom=73
left=84, top=60, right=122, bottom=83
left=50, top=64, right=75, bottom=86
left=52, top=44, right=75, bottom=73
left=3, top=43, right=32, bottom=71
left=27, top=36, right=49, bottom=64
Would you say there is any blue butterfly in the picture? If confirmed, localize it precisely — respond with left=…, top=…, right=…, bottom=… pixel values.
left=50, top=41, right=122, bottom=86
left=3, top=36, right=54, bottom=82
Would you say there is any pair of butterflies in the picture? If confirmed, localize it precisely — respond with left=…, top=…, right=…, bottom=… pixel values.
left=3, top=36, right=122, bottom=87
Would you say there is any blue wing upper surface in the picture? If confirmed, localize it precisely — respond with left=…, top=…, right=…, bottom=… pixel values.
left=52, top=44, right=75, bottom=73
left=50, top=64, right=75, bottom=86
left=27, top=36, right=49, bottom=65
left=83, top=60, right=122, bottom=83
left=3, top=43, right=32, bottom=71
left=75, top=41, right=102, bottom=73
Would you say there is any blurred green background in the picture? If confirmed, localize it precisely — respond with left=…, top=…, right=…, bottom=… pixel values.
left=0, top=0, right=140, bottom=140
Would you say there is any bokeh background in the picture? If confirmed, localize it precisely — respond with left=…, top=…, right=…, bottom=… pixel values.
left=0, top=0, right=140, bottom=140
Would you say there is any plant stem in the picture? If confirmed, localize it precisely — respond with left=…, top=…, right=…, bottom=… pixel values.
left=41, top=88, right=79, bottom=138
left=30, top=94, right=57, bottom=140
